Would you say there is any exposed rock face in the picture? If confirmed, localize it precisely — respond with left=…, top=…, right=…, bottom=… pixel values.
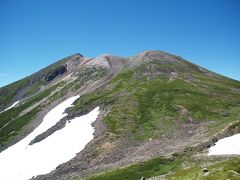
left=0, top=54, right=83, bottom=110
left=44, top=64, right=67, bottom=82
left=84, top=54, right=128, bottom=75
left=65, top=53, right=83, bottom=71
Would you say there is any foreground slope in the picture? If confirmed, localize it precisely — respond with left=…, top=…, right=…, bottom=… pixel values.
left=0, top=51, right=240, bottom=179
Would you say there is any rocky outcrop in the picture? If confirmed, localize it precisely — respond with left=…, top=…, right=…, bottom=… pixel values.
left=44, top=64, right=67, bottom=82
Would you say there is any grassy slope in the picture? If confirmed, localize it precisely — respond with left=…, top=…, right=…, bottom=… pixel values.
left=0, top=54, right=78, bottom=109
left=3, top=55, right=238, bottom=146
left=169, top=158, right=240, bottom=180
left=87, top=156, right=240, bottom=180
left=0, top=66, right=108, bottom=148
left=0, top=82, right=65, bottom=146
left=87, top=157, right=182, bottom=180
left=0, top=53, right=79, bottom=147
left=68, top=61, right=240, bottom=180
left=1, top=53, right=240, bottom=179
left=71, top=61, right=240, bottom=141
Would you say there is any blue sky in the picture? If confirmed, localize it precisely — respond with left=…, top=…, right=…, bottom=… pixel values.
left=0, top=0, right=239, bottom=87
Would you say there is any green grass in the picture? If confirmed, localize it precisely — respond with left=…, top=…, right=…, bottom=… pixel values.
left=0, top=66, right=108, bottom=147
left=87, top=157, right=181, bottom=180
left=0, top=82, right=65, bottom=146
left=24, top=81, right=43, bottom=97
left=0, top=107, right=40, bottom=145
left=50, top=66, right=109, bottom=103
left=85, top=155, right=240, bottom=180
left=0, top=53, right=240, bottom=179
left=0, top=76, right=32, bottom=108
left=169, top=158, right=240, bottom=180
left=0, top=54, right=78, bottom=109
left=69, top=62, right=240, bottom=141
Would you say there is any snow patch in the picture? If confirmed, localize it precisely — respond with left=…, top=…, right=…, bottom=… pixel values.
left=208, top=134, right=240, bottom=155
left=0, top=101, right=19, bottom=113
left=0, top=95, right=100, bottom=180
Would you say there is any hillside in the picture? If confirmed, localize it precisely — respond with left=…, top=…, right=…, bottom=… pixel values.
left=0, top=50, right=240, bottom=180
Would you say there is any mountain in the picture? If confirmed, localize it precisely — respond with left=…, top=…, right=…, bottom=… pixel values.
left=0, top=50, right=240, bottom=180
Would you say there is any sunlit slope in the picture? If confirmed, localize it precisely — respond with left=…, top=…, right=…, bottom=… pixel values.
left=69, top=55, right=240, bottom=141
left=0, top=50, right=240, bottom=179
left=0, top=54, right=108, bottom=151
left=47, top=51, right=240, bottom=179
left=0, top=54, right=81, bottom=110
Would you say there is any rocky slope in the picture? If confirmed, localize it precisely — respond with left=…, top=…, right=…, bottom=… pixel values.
left=0, top=50, right=240, bottom=180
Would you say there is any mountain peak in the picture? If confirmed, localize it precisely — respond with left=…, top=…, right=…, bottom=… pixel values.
left=0, top=50, right=240, bottom=180
left=136, top=50, right=165, bottom=56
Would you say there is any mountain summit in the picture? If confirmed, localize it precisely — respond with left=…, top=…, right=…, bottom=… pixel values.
left=0, top=51, right=240, bottom=179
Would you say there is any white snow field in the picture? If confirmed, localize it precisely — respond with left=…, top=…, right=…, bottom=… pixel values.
left=0, top=101, right=19, bottom=113
left=208, top=133, right=240, bottom=155
left=0, top=95, right=100, bottom=180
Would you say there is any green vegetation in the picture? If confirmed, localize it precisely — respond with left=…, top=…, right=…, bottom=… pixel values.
left=0, top=82, right=65, bottom=146
left=88, top=157, right=181, bottom=180
left=80, top=60, right=240, bottom=180
left=4, top=55, right=238, bottom=147
left=86, top=156, right=240, bottom=180
left=0, top=65, right=108, bottom=147
left=1, top=53, right=240, bottom=180
left=0, top=54, right=78, bottom=109
left=0, top=76, right=32, bottom=108
left=24, top=81, right=43, bottom=97
left=168, top=158, right=240, bottom=180
left=49, top=66, right=109, bottom=102
left=70, top=62, right=240, bottom=140
left=0, top=107, right=39, bottom=145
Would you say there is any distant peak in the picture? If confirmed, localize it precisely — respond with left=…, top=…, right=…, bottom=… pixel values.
left=99, top=54, right=112, bottom=57
left=74, top=53, right=84, bottom=57
left=136, top=50, right=166, bottom=57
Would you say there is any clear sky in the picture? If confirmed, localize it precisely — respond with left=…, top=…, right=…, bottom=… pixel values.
left=0, top=0, right=239, bottom=87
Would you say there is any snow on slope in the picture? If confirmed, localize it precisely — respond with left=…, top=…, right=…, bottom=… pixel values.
left=0, top=95, right=100, bottom=180
left=0, top=101, right=19, bottom=113
left=208, top=133, right=240, bottom=155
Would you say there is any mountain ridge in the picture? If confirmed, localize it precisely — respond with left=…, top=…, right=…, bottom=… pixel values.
left=0, top=50, right=240, bottom=179
left=1, top=50, right=234, bottom=110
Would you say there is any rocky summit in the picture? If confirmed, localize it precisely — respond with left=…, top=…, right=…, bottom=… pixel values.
left=0, top=50, right=240, bottom=180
